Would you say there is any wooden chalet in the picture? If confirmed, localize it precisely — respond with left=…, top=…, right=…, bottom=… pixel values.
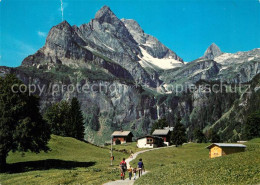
left=152, top=129, right=171, bottom=146
left=137, top=135, right=163, bottom=148
left=111, top=131, right=133, bottom=145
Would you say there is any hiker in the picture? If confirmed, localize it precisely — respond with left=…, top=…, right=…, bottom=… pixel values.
left=119, top=158, right=127, bottom=180
left=137, top=158, right=144, bottom=177
left=130, top=150, right=134, bottom=158
left=133, top=168, right=137, bottom=180
left=128, top=165, right=133, bottom=180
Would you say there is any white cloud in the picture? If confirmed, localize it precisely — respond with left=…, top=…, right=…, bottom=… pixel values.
left=37, top=31, right=47, bottom=37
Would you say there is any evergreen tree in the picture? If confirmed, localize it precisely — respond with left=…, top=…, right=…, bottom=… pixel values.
left=0, top=74, right=50, bottom=172
left=150, top=118, right=169, bottom=135
left=44, top=101, right=70, bottom=136
left=171, top=122, right=187, bottom=146
left=194, top=129, right=206, bottom=143
left=115, top=139, right=121, bottom=145
left=70, top=97, right=85, bottom=140
left=245, top=110, right=260, bottom=139
left=44, top=98, right=85, bottom=140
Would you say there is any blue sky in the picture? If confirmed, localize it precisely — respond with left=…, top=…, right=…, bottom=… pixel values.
left=0, top=0, right=260, bottom=67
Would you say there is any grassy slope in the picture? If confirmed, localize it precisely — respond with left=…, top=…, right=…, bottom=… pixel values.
left=133, top=139, right=260, bottom=185
left=130, top=143, right=209, bottom=170
left=0, top=135, right=128, bottom=185
left=1, top=136, right=259, bottom=185
left=104, top=142, right=147, bottom=154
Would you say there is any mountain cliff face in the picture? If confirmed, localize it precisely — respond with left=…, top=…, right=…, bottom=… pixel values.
left=1, top=6, right=260, bottom=144
left=22, top=6, right=164, bottom=87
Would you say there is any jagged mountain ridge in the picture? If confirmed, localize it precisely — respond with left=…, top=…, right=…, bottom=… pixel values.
left=159, top=44, right=260, bottom=93
left=0, top=6, right=260, bottom=144
left=19, top=5, right=260, bottom=90
left=22, top=6, right=184, bottom=88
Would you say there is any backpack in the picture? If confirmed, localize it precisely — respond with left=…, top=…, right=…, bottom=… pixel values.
left=120, top=161, right=127, bottom=171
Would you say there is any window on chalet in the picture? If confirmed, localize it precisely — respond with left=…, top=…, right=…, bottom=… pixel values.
left=147, top=138, right=153, bottom=144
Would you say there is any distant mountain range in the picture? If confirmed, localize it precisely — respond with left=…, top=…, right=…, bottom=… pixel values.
left=0, top=6, right=259, bottom=144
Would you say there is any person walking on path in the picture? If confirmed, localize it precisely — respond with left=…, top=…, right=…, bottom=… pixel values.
left=128, top=166, right=133, bottom=180
left=137, top=158, right=144, bottom=177
left=133, top=168, right=137, bottom=180
left=119, top=158, right=127, bottom=180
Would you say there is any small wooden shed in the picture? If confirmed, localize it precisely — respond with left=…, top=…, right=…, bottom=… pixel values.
left=111, top=131, right=133, bottom=145
left=206, top=143, right=246, bottom=158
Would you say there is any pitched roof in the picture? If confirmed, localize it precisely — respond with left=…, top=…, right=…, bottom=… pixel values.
left=152, top=129, right=170, bottom=136
left=206, top=143, right=247, bottom=149
left=137, top=135, right=163, bottom=140
left=112, top=131, right=132, bottom=137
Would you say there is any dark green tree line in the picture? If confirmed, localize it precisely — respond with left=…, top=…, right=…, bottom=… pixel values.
left=171, top=122, right=187, bottom=146
left=44, top=97, right=85, bottom=140
left=244, top=110, right=260, bottom=140
left=150, top=118, right=169, bottom=135
left=193, top=129, right=207, bottom=143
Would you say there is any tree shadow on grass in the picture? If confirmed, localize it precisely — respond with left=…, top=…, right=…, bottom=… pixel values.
left=5, top=159, right=96, bottom=173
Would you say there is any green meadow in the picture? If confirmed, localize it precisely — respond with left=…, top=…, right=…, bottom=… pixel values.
left=1, top=136, right=259, bottom=185
left=132, top=139, right=260, bottom=185
left=0, top=135, right=127, bottom=185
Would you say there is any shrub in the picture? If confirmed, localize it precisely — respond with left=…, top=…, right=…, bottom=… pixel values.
left=115, top=139, right=121, bottom=145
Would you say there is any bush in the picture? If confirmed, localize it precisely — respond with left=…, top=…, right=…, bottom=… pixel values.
left=115, top=139, right=121, bottom=145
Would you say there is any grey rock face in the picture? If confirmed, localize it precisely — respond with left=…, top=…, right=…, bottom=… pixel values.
left=203, top=43, right=222, bottom=60
left=2, top=6, right=260, bottom=145
left=159, top=47, right=260, bottom=92
left=214, top=48, right=260, bottom=83
left=160, top=59, right=221, bottom=90
left=22, top=7, right=158, bottom=87
left=21, top=6, right=186, bottom=87
left=122, top=19, right=183, bottom=61
left=1, top=66, right=158, bottom=145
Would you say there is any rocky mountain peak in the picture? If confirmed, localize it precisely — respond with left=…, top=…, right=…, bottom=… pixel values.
left=94, top=5, right=119, bottom=24
left=203, top=43, right=222, bottom=60
left=45, top=20, right=74, bottom=44
left=121, top=19, right=144, bottom=34
left=122, top=19, right=183, bottom=64
left=55, top=20, right=72, bottom=30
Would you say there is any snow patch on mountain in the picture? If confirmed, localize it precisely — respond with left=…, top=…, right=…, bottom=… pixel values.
left=139, top=47, right=183, bottom=70
left=214, top=53, right=235, bottom=64
left=215, top=49, right=260, bottom=66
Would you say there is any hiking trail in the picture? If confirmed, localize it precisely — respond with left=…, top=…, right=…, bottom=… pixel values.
left=103, top=146, right=174, bottom=185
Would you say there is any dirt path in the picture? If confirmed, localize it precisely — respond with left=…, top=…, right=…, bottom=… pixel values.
left=103, top=146, right=174, bottom=185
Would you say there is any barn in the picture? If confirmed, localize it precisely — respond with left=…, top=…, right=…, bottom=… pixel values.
left=206, top=143, right=246, bottom=158
left=152, top=129, right=171, bottom=146
left=137, top=135, right=163, bottom=148
left=111, top=131, right=133, bottom=145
